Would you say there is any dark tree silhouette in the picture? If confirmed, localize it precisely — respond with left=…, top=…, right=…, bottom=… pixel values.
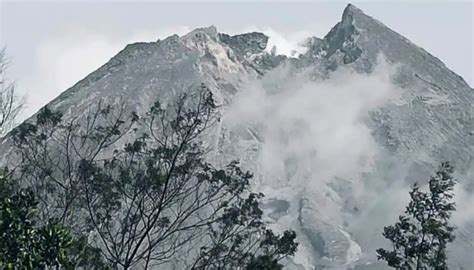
left=377, top=162, right=457, bottom=270
left=9, top=85, right=297, bottom=269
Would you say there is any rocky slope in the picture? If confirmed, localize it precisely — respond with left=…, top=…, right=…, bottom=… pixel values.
left=2, top=4, right=473, bottom=269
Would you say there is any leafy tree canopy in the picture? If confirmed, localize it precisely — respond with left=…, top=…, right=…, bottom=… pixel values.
left=377, top=162, right=457, bottom=270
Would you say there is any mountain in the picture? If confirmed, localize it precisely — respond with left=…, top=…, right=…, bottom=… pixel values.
left=2, top=4, right=473, bottom=269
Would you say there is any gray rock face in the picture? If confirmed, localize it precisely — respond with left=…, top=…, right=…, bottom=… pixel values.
left=2, top=4, right=472, bottom=270
left=338, top=5, right=473, bottom=171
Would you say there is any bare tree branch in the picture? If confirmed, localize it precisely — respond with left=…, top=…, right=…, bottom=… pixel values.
left=0, top=48, right=24, bottom=137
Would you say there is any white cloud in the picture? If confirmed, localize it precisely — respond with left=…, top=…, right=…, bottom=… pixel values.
left=222, top=56, right=403, bottom=266
left=224, top=56, right=400, bottom=189
left=452, top=167, right=474, bottom=226
left=229, top=25, right=327, bottom=57
left=253, top=27, right=312, bottom=57
left=223, top=57, right=474, bottom=265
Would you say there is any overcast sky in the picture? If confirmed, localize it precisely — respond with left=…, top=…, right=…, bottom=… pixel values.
left=0, top=0, right=473, bottom=119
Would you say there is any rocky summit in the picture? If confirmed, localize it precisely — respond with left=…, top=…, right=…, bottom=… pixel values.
left=2, top=4, right=473, bottom=270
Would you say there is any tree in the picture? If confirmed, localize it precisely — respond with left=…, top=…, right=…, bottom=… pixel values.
left=376, top=162, right=457, bottom=270
left=10, top=85, right=298, bottom=269
left=0, top=49, right=23, bottom=136
left=0, top=170, right=108, bottom=269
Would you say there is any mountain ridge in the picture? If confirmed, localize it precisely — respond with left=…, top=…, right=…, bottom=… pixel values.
left=43, top=3, right=472, bottom=113
left=2, top=4, right=473, bottom=270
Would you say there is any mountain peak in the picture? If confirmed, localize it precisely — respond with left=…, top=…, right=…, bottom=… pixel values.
left=182, top=26, right=218, bottom=41
left=322, top=4, right=364, bottom=65
left=219, top=32, right=269, bottom=59
left=342, top=3, right=364, bottom=19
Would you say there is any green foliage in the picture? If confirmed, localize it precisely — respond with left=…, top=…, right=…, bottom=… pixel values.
left=0, top=173, right=108, bottom=269
left=376, top=162, right=457, bottom=270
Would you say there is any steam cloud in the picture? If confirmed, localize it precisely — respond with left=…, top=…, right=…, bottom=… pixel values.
left=222, top=57, right=402, bottom=265
left=223, top=56, right=473, bottom=266
left=225, top=56, right=400, bottom=190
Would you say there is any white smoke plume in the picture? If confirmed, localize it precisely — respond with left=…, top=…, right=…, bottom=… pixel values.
left=222, top=55, right=473, bottom=266
left=222, top=56, right=400, bottom=264
left=225, top=56, right=400, bottom=190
